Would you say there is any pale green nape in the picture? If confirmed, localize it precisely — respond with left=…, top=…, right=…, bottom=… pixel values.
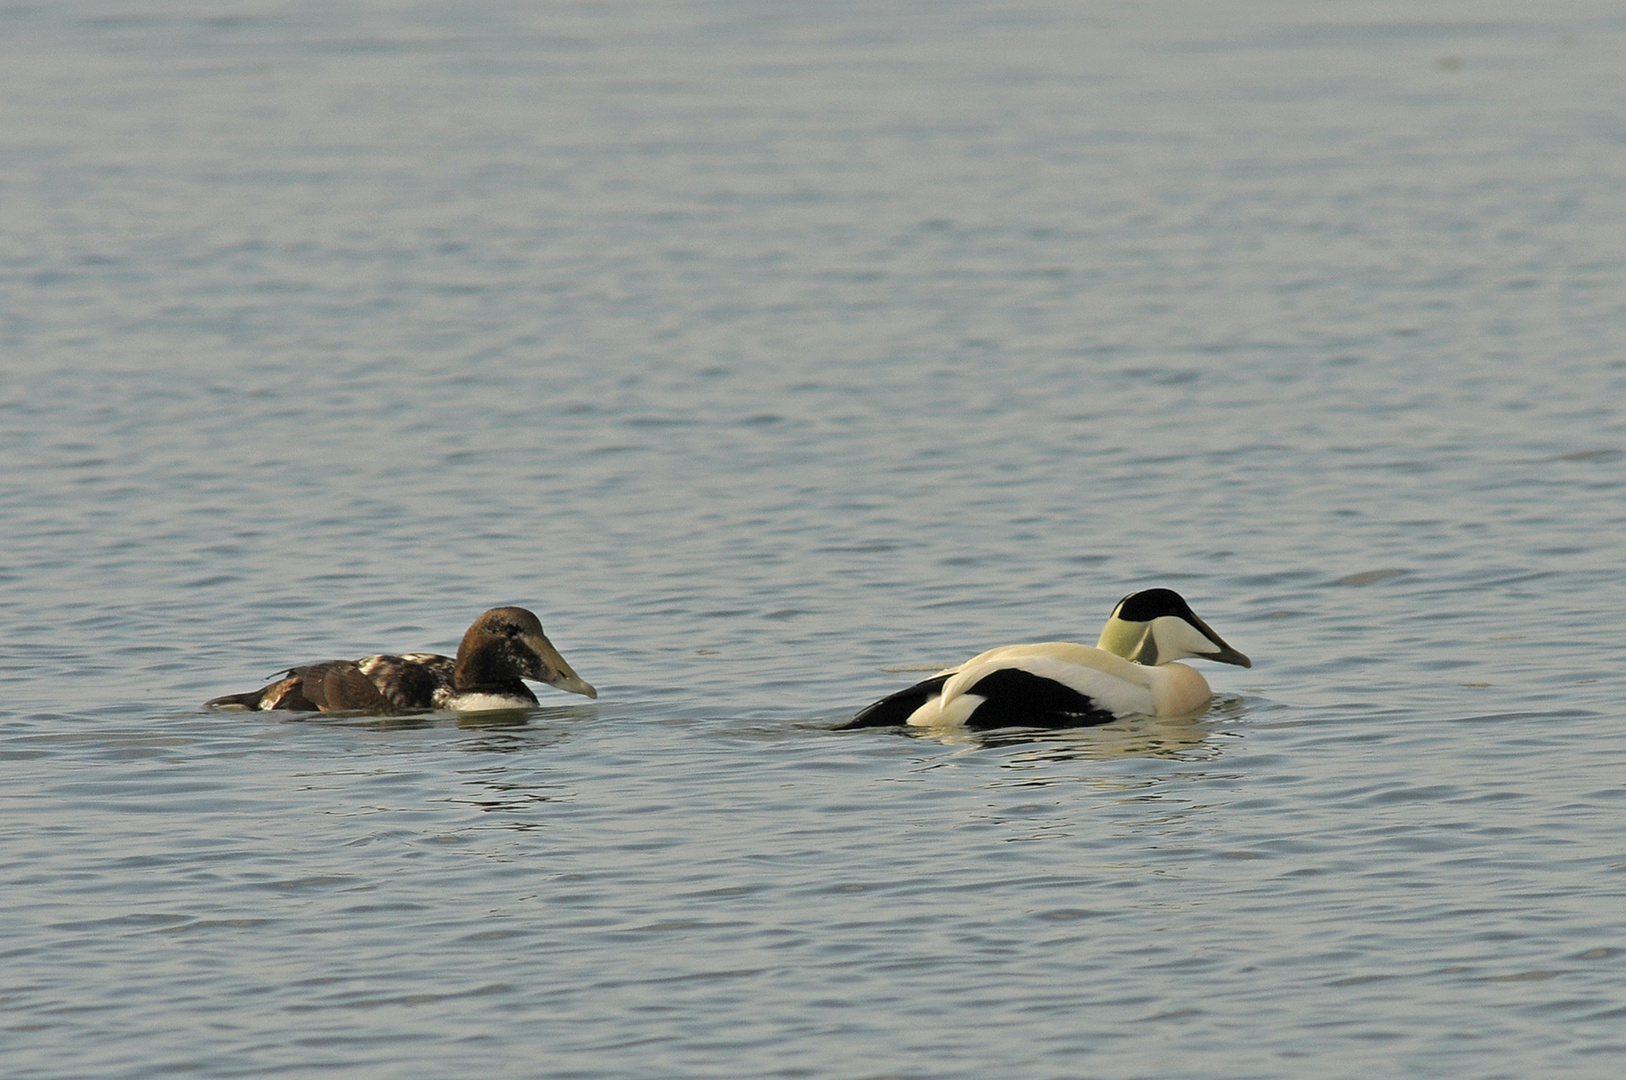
left=1096, top=616, right=1157, bottom=665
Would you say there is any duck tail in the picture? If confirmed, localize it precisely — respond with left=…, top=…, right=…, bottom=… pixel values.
left=204, top=689, right=268, bottom=710
left=203, top=669, right=310, bottom=711
left=836, top=673, right=951, bottom=729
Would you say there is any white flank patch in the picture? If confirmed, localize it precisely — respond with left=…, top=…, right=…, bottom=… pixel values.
left=907, top=693, right=984, bottom=727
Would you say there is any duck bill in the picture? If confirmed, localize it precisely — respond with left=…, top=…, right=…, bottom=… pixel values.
left=1206, top=640, right=1252, bottom=668
left=1189, top=614, right=1251, bottom=668
left=524, top=633, right=599, bottom=699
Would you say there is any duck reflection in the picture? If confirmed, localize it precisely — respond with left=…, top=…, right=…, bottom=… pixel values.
left=867, top=695, right=1247, bottom=763
left=303, top=703, right=595, bottom=740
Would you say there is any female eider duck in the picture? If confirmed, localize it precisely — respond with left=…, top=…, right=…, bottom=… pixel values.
left=840, top=588, right=1249, bottom=731
left=204, top=607, right=597, bottom=714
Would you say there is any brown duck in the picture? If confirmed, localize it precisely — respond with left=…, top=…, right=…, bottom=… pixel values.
left=205, top=607, right=596, bottom=713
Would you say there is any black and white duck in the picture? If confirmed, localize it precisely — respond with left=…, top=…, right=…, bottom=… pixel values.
left=840, top=588, right=1249, bottom=731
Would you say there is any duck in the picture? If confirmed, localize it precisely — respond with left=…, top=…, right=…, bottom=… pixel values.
left=204, top=607, right=597, bottom=713
left=839, top=588, right=1249, bottom=731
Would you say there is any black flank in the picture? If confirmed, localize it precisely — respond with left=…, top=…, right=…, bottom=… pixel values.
left=958, top=668, right=1116, bottom=730
left=838, top=674, right=951, bottom=729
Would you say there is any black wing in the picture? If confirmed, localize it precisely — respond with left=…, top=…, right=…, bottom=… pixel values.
left=837, top=673, right=952, bottom=729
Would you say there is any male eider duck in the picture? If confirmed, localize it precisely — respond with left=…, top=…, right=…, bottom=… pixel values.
left=204, top=607, right=597, bottom=714
left=840, top=588, right=1249, bottom=731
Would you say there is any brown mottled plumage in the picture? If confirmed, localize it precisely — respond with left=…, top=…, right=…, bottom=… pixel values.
left=205, top=607, right=596, bottom=714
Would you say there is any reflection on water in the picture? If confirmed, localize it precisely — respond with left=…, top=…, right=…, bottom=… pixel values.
left=863, top=697, right=1245, bottom=763
left=284, top=704, right=597, bottom=737
left=445, top=774, right=566, bottom=821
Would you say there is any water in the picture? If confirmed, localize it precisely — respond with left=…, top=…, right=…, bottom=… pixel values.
left=4, top=2, right=1626, bottom=1076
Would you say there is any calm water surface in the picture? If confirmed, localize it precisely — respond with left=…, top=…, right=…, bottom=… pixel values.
left=4, top=2, right=1626, bottom=1077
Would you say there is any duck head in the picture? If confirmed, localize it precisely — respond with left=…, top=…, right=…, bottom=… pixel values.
left=1095, top=588, right=1251, bottom=668
left=456, top=606, right=598, bottom=698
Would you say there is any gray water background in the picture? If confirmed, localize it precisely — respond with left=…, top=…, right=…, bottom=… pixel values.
left=4, top=2, right=1626, bottom=1077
